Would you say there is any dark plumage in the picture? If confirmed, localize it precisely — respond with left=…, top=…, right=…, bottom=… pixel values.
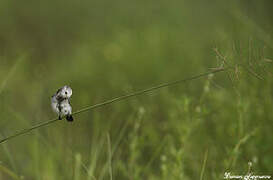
left=66, top=115, right=74, bottom=122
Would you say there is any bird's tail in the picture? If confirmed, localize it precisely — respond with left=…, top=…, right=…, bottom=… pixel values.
left=66, top=115, right=74, bottom=122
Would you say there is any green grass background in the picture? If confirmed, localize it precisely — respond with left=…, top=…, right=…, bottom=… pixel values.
left=0, top=0, right=272, bottom=179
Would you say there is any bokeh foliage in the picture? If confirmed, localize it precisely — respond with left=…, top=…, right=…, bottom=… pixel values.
left=0, top=0, right=272, bottom=179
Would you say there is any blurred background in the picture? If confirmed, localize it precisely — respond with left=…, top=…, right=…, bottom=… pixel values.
left=0, top=0, right=272, bottom=179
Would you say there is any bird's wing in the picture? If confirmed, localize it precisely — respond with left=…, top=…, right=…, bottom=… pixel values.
left=57, top=103, right=62, bottom=112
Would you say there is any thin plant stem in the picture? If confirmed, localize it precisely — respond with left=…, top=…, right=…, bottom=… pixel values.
left=0, top=67, right=233, bottom=144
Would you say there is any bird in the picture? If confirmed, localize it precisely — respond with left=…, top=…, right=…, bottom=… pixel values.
left=51, top=85, right=73, bottom=122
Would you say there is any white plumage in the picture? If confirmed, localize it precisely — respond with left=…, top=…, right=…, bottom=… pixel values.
left=51, top=85, right=73, bottom=121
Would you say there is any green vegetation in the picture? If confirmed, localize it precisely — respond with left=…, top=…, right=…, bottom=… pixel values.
left=0, top=0, right=272, bottom=179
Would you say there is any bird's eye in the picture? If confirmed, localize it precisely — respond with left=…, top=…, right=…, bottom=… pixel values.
left=65, top=91, right=68, bottom=94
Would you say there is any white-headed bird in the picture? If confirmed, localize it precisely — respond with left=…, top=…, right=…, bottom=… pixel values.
left=51, top=85, right=73, bottom=121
